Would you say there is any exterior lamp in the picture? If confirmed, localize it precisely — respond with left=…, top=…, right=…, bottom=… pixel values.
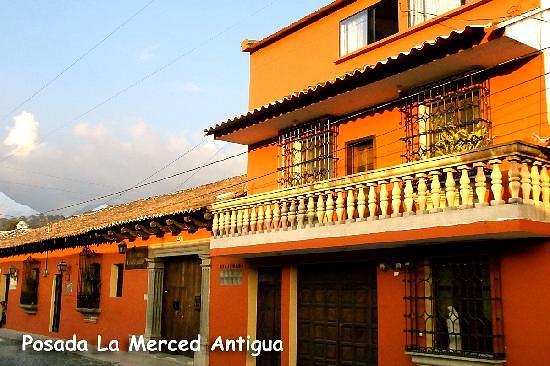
left=8, top=266, right=17, bottom=280
left=57, top=261, right=68, bottom=274
left=118, top=242, right=127, bottom=254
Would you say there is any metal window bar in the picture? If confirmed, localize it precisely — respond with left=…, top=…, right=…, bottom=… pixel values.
left=20, top=257, right=40, bottom=306
left=400, top=72, right=491, bottom=162
left=404, top=256, right=505, bottom=360
left=77, top=247, right=101, bottom=309
left=278, top=118, right=338, bottom=187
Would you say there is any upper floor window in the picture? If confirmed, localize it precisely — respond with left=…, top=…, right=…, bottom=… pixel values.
left=20, top=257, right=40, bottom=307
left=408, top=0, right=475, bottom=27
left=347, top=137, right=375, bottom=174
left=401, top=72, right=491, bottom=161
left=339, top=0, right=399, bottom=56
left=278, top=119, right=338, bottom=187
left=110, top=264, right=124, bottom=298
left=404, top=256, right=504, bottom=360
left=77, top=247, right=101, bottom=310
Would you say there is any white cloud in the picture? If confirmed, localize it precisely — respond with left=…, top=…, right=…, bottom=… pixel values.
left=130, top=121, right=148, bottom=138
left=3, top=111, right=40, bottom=157
left=73, top=123, right=107, bottom=140
left=0, top=118, right=246, bottom=215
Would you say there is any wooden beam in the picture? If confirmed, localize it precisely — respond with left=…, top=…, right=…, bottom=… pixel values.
left=94, top=232, right=116, bottom=242
left=150, top=220, right=178, bottom=233
left=120, top=227, right=140, bottom=239
left=184, top=215, right=210, bottom=228
left=107, top=230, right=133, bottom=241
left=135, top=224, right=159, bottom=236
left=203, top=211, right=213, bottom=221
left=165, top=218, right=196, bottom=231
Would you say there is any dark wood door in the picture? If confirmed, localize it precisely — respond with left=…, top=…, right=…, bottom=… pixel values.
left=256, top=267, right=282, bottom=366
left=298, top=263, right=378, bottom=366
left=51, top=274, right=63, bottom=332
left=2, top=274, right=9, bottom=304
left=161, top=256, right=202, bottom=345
left=1, top=274, right=9, bottom=326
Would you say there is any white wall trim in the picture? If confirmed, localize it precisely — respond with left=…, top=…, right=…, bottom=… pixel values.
left=212, top=204, right=549, bottom=253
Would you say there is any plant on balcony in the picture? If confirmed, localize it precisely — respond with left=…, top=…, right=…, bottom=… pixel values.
left=432, top=122, right=492, bottom=157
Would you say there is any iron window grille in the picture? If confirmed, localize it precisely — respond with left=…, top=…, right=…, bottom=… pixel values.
left=278, top=118, right=338, bottom=188
left=404, top=256, right=504, bottom=360
left=400, top=72, right=491, bottom=162
left=77, top=247, right=101, bottom=309
left=20, top=257, right=40, bottom=306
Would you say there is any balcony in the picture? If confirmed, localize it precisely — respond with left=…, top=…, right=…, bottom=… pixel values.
left=211, top=141, right=550, bottom=253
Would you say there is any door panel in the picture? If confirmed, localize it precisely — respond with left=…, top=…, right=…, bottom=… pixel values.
left=51, top=274, right=63, bottom=333
left=161, top=256, right=202, bottom=345
left=256, top=267, right=282, bottom=366
left=298, top=263, right=377, bottom=366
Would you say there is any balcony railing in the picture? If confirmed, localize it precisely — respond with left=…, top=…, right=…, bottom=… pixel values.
left=211, top=141, right=550, bottom=239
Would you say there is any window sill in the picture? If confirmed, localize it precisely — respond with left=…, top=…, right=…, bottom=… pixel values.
left=19, top=304, right=37, bottom=314
left=335, top=0, right=491, bottom=65
left=76, top=307, right=100, bottom=314
left=76, top=307, right=100, bottom=322
left=407, top=352, right=506, bottom=366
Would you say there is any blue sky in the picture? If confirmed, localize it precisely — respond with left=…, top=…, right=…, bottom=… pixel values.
left=0, top=0, right=328, bottom=215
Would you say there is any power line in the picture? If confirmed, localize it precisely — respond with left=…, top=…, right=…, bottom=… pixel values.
left=0, top=0, right=282, bottom=168
left=0, top=0, right=157, bottom=124
left=42, top=150, right=247, bottom=214
left=174, top=143, right=230, bottom=191
left=101, top=137, right=209, bottom=206
left=0, top=162, right=122, bottom=190
left=8, top=43, right=550, bottom=216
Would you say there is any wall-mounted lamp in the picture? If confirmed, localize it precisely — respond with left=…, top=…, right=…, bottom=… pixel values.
left=57, top=261, right=68, bottom=274
left=8, top=266, right=17, bottom=280
left=118, top=242, right=127, bottom=255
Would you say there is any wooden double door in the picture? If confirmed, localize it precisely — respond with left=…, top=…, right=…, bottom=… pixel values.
left=297, top=263, right=378, bottom=366
left=256, top=267, right=282, bottom=366
left=161, top=255, right=202, bottom=348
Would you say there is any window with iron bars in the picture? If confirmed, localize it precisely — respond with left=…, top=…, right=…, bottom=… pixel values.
left=400, top=72, right=491, bottom=162
left=20, top=257, right=40, bottom=306
left=77, top=247, right=101, bottom=310
left=404, top=256, right=504, bottom=360
left=278, top=118, right=338, bottom=187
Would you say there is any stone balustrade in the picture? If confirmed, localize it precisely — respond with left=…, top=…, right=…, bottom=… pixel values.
left=211, top=142, right=550, bottom=239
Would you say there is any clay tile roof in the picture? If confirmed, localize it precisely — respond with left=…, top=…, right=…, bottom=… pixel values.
left=0, top=175, right=246, bottom=253
left=206, top=26, right=487, bottom=139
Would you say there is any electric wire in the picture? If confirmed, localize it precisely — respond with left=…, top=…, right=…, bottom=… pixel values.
left=4, top=40, right=550, bottom=217
left=0, top=0, right=157, bottom=124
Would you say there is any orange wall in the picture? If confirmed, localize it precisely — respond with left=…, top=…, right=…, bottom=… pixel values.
left=500, top=240, right=550, bottom=365
left=209, top=256, right=250, bottom=366
left=248, top=0, right=541, bottom=109
left=210, top=239, right=550, bottom=365
left=1, top=243, right=147, bottom=350
left=377, top=267, right=411, bottom=366
left=0, top=229, right=211, bottom=350
left=246, top=54, right=549, bottom=195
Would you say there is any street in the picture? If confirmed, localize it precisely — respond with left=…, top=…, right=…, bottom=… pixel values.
left=0, top=336, right=113, bottom=366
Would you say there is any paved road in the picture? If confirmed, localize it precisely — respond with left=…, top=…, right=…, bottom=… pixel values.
left=0, top=336, right=113, bottom=366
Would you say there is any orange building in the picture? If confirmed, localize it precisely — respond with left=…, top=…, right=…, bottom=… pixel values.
left=0, top=176, right=245, bottom=366
left=206, top=1, right=550, bottom=366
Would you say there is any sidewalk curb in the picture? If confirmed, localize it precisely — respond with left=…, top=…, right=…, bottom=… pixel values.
left=0, top=328, right=194, bottom=366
